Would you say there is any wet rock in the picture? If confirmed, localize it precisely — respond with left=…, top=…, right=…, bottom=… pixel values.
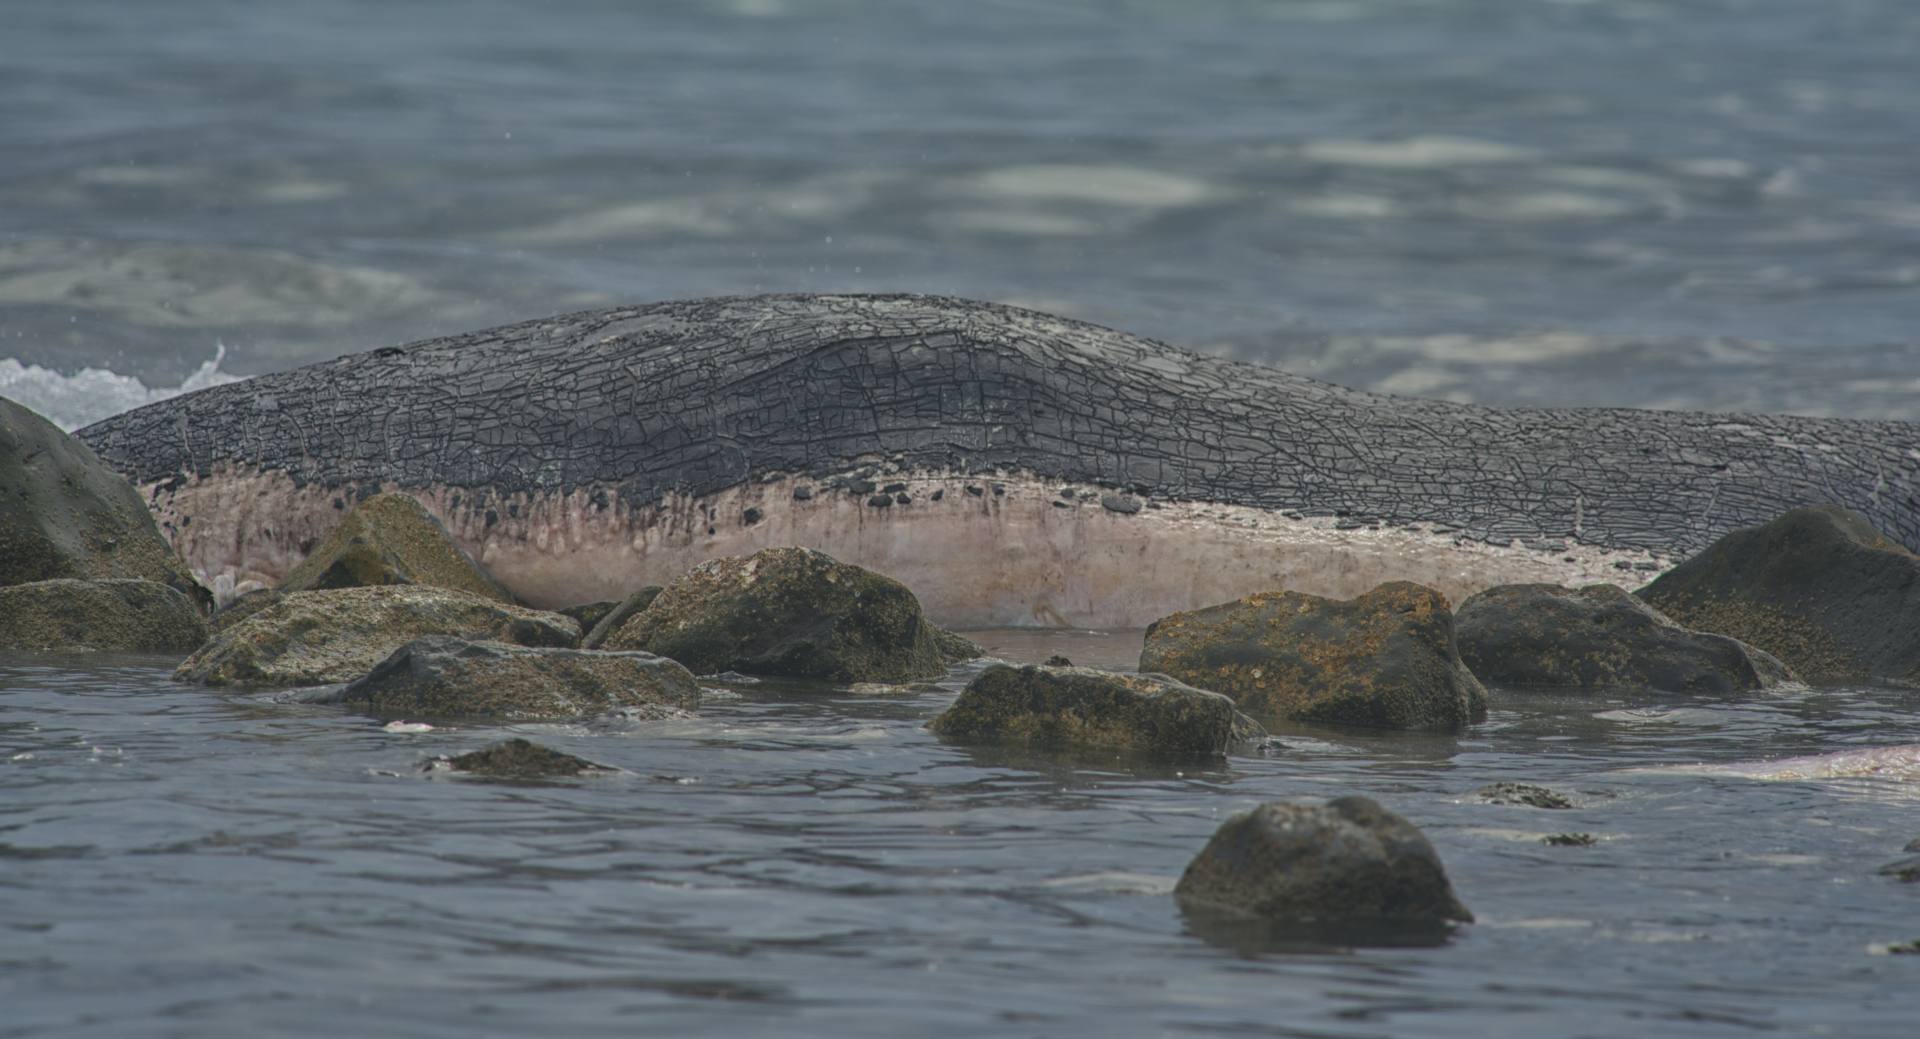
left=581, top=585, right=663, bottom=650
left=558, top=599, right=620, bottom=634
left=1638, top=506, right=1920, bottom=685
left=175, top=585, right=579, bottom=687
left=1474, top=782, right=1573, bottom=809
left=1141, top=582, right=1487, bottom=731
left=277, top=492, right=512, bottom=602
left=1045, top=655, right=1073, bottom=667
left=1456, top=583, right=1795, bottom=693
left=928, top=664, right=1264, bottom=757
left=340, top=636, right=699, bottom=721
left=429, top=738, right=614, bottom=779
left=0, top=579, right=208, bottom=653
left=931, top=626, right=981, bottom=664
left=1878, top=856, right=1920, bottom=883
left=603, top=547, right=948, bottom=683
left=1175, top=797, right=1472, bottom=927
left=1886, top=940, right=1920, bottom=956
left=1542, top=833, right=1597, bottom=847
left=0, top=396, right=207, bottom=609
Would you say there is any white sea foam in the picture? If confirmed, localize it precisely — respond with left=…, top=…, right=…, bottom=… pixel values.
left=0, top=346, right=245, bottom=431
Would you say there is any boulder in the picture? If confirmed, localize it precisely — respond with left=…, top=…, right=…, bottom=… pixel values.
left=603, top=547, right=947, bottom=682
left=580, top=585, right=663, bottom=649
left=1140, top=582, right=1486, bottom=731
left=1456, top=583, right=1794, bottom=693
left=0, top=396, right=206, bottom=609
left=1175, top=797, right=1472, bottom=926
left=340, top=636, right=699, bottom=721
left=278, top=492, right=511, bottom=602
left=927, top=664, right=1265, bottom=758
left=175, top=585, right=578, bottom=687
left=0, top=579, right=208, bottom=653
left=211, top=588, right=283, bottom=632
left=428, top=738, right=614, bottom=779
left=1638, top=506, right=1920, bottom=685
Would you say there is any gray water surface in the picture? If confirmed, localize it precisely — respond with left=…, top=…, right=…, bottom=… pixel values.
left=5, top=0, right=1920, bottom=423
left=4, top=635, right=1917, bottom=1037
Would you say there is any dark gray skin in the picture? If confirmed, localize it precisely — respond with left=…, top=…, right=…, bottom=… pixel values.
left=77, top=293, right=1920, bottom=557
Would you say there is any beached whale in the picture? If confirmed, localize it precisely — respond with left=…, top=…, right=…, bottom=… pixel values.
left=76, top=294, right=1920, bottom=627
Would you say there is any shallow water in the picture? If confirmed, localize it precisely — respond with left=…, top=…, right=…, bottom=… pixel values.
left=4, top=634, right=1918, bottom=1037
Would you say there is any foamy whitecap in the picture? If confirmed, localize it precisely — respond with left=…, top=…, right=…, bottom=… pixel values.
left=0, top=346, right=245, bottom=431
left=1296, top=135, right=1537, bottom=169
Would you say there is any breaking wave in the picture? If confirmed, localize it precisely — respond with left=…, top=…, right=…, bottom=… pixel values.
left=0, top=345, right=245, bottom=431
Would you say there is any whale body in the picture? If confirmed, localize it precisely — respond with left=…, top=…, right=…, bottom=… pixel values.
left=76, top=294, right=1920, bottom=627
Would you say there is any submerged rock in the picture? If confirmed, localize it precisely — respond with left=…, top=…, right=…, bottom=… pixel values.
left=604, top=547, right=948, bottom=683
left=927, top=664, right=1265, bottom=758
left=0, top=395, right=207, bottom=609
left=1175, top=797, right=1472, bottom=927
left=1878, top=856, right=1920, bottom=883
left=340, top=636, right=699, bottom=721
left=1141, top=582, right=1486, bottom=731
left=0, top=579, right=207, bottom=653
left=1638, top=506, right=1920, bottom=685
left=175, top=585, right=579, bottom=687
left=429, top=738, right=614, bottom=779
left=1474, top=782, right=1573, bottom=809
left=278, top=492, right=512, bottom=602
left=1542, top=833, right=1598, bottom=847
left=580, top=585, right=663, bottom=649
left=1456, top=583, right=1794, bottom=693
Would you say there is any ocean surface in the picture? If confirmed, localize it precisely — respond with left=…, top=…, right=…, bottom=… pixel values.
left=4, top=1, right=1920, bottom=1035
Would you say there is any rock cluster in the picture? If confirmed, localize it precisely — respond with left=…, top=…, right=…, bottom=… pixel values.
left=1456, top=582, right=1794, bottom=693
left=1638, top=505, right=1920, bottom=685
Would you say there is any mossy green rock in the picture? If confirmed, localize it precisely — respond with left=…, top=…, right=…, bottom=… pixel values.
left=581, top=585, right=663, bottom=649
left=1175, top=796, right=1473, bottom=925
left=1141, top=581, right=1487, bottom=731
left=278, top=492, right=510, bottom=602
left=0, top=578, right=208, bottom=653
left=604, top=547, right=946, bottom=682
left=1638, top=505, right=1920, bottom=685
left=560, top=599, right=623, bottom=638
left=431, top=738, right=614, bottom=779
left=931, top=627, right=982, bottom=664
left=0, top=396, right=206, bottom=609
left=175, top=585, right=579, bottom=687
left=928, top=664, right=1265, bottom=758
left=1456, top=583, right=1794, bottom=693
left=340, top=636, right=699, bottom=721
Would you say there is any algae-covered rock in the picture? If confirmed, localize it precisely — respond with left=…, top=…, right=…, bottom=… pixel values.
left=928, top=664, right=1265, bottom=758
left=1637, top=506, right=1920, bottom=685
left=1456, top=583, right=1794, bottom=693
left=604, top=547, right=947, bottom=682
left=560, top=599, right=622, bottom=637
left=581, top=585, right=663, bottom=649
left=175, top=585, right=579, bottom=687
left=0, top=396, right=206, bottom=609
left=1176, top=796, right=1472, bottom=927
left=1474, top=782, right=1573, bottom=809
left=931, top=627, right=982, bottom=664
left=340, top=636, right=699, bottom=721
left=211, top=588, right=282, bottom=632
left=278, top=492, right=511, bottom=602
left=1141, top=582, right=1486, bottom=731
left=0, top=578, right=208, bottom=653
left=429, top=738, right=614, bottom=779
